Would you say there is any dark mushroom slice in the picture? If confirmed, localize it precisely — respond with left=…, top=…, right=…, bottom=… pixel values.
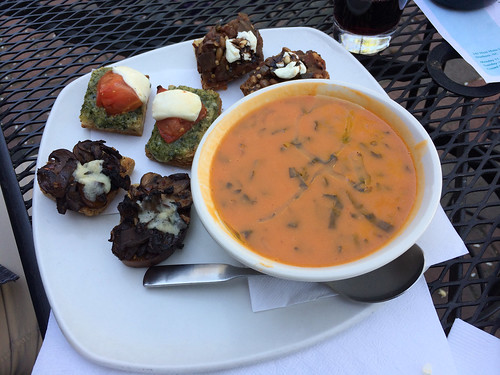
left=37, top=149, right=79, bottom=214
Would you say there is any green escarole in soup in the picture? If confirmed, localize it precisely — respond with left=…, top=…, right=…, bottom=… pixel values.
left=210, top=94, right=417, bottom=267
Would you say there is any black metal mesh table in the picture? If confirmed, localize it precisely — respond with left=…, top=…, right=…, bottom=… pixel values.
left=1, top=0, right=499, bottom=339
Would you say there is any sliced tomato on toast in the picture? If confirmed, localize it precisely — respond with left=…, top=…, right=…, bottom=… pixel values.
left=96, top=71, right=143, bottom=116
left=155, top=86, right=207, bottom=143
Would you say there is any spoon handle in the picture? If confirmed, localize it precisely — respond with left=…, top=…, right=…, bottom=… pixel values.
left=143, top=263, right=262, bottom=287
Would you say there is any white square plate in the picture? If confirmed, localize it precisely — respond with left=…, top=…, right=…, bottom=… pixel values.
left=33, top=27, right=385, bottom=373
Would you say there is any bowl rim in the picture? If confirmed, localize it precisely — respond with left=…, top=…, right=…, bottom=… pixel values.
left=192, top=79, right=442, bottom=282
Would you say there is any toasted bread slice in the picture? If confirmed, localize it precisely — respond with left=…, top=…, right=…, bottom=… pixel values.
left=79, top=67, right=150, bottom=136
left=240, top=48, right=330, bottom=96
left=193, top=13, right=264, bottom=90
left=145, top=85, right=222, bottom=168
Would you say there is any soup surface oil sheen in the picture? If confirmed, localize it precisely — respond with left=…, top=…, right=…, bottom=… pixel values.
left=210, top=95, right=417, bottom=267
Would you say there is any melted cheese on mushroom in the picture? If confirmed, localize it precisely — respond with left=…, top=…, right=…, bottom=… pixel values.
left=72, top=160, right=111, bottom=201
left=137, top=200, right=185, bottom=235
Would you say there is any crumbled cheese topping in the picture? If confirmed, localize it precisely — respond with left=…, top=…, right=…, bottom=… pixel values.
left=225, top=30, right=258, bottom=63
left=152, top=89, right=202, bottom=122
left=72, top=160, right=111, bottom=202
left=242, top=52, right=252, bottom=61
left=137, top=199, right=185, bottom=235
left=112, top=66, right=150, bottom=104
left=238, top=31, right=257, bottom=52
left=273, top=52, right=307, bottom=79
left=225, top=40, right=241, bottom=63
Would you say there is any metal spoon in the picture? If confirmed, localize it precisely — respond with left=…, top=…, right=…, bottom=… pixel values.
left=325, top=244, right=425, bottom=302
left=143, top=244, right=425, bottom=303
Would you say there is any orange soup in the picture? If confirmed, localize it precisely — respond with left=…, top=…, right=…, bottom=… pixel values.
left=210, top=95, right=417, bottom=267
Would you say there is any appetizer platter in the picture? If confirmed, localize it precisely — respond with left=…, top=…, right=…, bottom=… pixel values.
left=33, top=25, right=387, bottom=373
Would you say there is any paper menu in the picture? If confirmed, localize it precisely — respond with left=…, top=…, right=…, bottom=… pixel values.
left=414, top=0, right=500, bottom=84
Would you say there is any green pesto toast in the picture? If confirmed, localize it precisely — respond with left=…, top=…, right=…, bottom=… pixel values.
left=80, top=67, right=150, bottom=136
left=145, top=85, right=222, bottom=168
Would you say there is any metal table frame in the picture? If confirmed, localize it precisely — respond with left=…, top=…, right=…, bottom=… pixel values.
left=1, top=0, right=499, bottom=339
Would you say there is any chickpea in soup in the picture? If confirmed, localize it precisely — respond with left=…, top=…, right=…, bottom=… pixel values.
left=210, top=95, right=417, bottom=267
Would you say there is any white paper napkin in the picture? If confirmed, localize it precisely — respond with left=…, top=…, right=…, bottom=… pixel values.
left=32, top=278, right=456, bottom=375
left=448, top=318, right=500, bottom=375
left=34, top=299, right=500, bottom=375
left=249, top=205, right=467, bottom=312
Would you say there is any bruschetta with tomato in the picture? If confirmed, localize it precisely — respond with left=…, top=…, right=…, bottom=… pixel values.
left=80, top=66, right=151, bottom=136
left=145, top=85, right=222, bottom=168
